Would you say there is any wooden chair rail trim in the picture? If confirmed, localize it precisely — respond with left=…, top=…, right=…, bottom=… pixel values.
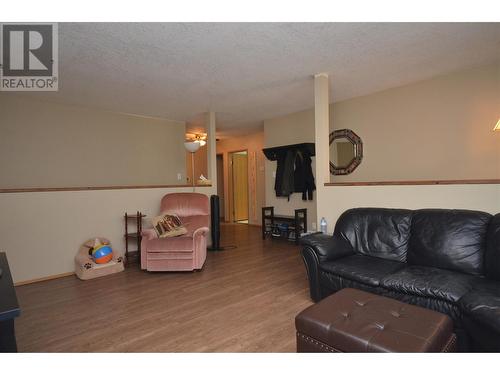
left=0, top=184, right=212, bottom=193
left=325, top=179, right=500, bottom=187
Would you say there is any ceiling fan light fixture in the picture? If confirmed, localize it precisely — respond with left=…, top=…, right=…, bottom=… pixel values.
left=184, top=141, right=201, bottom=153
left=493, top=119, right=500, bottom=131
left=185, top=132, right=207, bottom=146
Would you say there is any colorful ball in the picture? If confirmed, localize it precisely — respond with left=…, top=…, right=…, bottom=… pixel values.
left=92, top=245, right=113, bottom=264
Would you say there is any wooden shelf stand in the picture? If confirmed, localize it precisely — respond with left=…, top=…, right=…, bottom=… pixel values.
left=124, top=211, right=146, bottom=266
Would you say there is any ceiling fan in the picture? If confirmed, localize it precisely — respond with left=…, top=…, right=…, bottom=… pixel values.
left=185, top=132, right=207, bottom=146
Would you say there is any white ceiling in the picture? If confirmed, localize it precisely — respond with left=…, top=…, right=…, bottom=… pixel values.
left=25, top=23, right=500, bottom=136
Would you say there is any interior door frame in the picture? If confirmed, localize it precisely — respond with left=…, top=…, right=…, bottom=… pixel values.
left=228, top=149, right=249, bottom=223
left=216, top=153, right=225, bottom=220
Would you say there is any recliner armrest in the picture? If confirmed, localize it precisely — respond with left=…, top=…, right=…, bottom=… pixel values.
left=300, top=233, right=354, bottom=262
left=141, top=229, right=157, bottom=241
left=193, top=226, right=209, bottom=238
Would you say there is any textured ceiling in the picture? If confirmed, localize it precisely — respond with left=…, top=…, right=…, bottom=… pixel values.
left=24, top=23, right=500, bottom=136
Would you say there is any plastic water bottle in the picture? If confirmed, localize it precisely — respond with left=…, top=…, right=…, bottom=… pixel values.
left=320, top=217, right=328, bottom=234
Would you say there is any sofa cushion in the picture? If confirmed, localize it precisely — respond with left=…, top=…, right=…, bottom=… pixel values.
left=408, top=209, right=491, bottom=276
left=485, top=213, right=500, bottom=281
left=334, top=208, right=412, bottom=262
left=381, top=266, right=476, bottom=303
left=382, top=289, right=465, bottom=327
left=319, top=254, right=406, bottom=287
left=459, top=280, right=500, bottom=336
left=319, top=269, right=385, bottom=297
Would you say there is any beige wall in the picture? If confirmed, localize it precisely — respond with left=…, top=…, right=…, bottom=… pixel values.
left=264, top=63, right=500, bottom=231
left=331, top=63, right=500, bottom=182
left=0, top=186, right=216, bottom=283
left=317, top=63, right=500, bottom=230
left=0, top=95, right=218, bottom=283
left=263, top=110, right=318, bottom=230
left=319, top=184, right=500, bottom=234
left=0, top=94, right=187, bottom=188
left=216, top=132, right=266, bottom=225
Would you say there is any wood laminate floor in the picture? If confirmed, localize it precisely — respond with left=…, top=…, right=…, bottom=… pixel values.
left=14, top=224, right=312, bottom=352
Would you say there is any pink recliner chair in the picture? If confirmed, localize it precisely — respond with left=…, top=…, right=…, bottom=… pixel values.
left=141, top=193, right=210, bottom=271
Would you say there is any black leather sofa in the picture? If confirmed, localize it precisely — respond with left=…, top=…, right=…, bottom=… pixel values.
left=301, top=208, right=500, bottom=352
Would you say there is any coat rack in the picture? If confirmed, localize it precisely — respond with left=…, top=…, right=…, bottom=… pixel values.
left=262, top=142, right=316, bottom=201
left=262, top=142, right=315, bottom=161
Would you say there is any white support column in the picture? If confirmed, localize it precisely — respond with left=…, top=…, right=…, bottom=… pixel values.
left=314, top=73, right=330, bottom=230
left=206, top=111, right=217, bottom=192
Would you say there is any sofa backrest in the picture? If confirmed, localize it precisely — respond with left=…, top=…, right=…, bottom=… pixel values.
left=485, top=213, right=500, bottom=281
left=407, top=209, right=491, bottom=276
left=334, top=208, right=412, bottom=262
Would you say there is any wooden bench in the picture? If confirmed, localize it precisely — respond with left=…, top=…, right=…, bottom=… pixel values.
left=261, top=207, right=307, bottom=244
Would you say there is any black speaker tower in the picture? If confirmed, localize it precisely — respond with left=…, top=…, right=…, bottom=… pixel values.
left=208, top=195, right=222, bottom=251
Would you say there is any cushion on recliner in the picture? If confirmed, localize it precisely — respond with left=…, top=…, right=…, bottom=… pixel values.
left=334, top=208, right=412, bottom=262
left=319, top=254, right=406, bottom=287
left=485, top=213, right=500, bottom=281
left=407, top=209, right=491, bottom=276
left=381, top=266, right=476, bottom=303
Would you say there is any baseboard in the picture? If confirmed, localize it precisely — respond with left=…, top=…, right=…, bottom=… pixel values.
left=14, top=271, right=75, bottom=286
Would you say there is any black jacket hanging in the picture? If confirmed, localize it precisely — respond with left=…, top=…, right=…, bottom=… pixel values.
left=294, top=151, right=316, bottom=200
left=281, top=150, right=296, bottom=199
left=270, top=144, right=316, bottom=201
left=274, top=150, right=296, bottom=200
left=274, top=152, right=287, bottom=197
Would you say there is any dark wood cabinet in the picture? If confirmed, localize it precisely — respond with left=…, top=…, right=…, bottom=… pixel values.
left=0, top=252, right=20, bottom=352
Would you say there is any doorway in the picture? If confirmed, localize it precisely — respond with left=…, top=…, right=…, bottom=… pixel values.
left=230, top=150, right=249, bottom=223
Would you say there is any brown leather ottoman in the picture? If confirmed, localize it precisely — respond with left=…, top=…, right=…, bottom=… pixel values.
left=295, top=288, right=456, bottom=352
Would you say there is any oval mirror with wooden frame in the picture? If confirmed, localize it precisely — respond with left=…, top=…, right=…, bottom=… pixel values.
left=329, top=129, right=363, bottom=175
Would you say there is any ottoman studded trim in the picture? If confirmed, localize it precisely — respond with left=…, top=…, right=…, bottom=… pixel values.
left=442, top=334, right=457, bottom=353
left=296, top=332, right=341, bottom=353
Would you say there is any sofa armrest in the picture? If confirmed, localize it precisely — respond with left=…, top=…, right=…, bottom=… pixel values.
left=300, top=233, right=354, bottom=262
left=300, top=234, right=354, bottom=302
